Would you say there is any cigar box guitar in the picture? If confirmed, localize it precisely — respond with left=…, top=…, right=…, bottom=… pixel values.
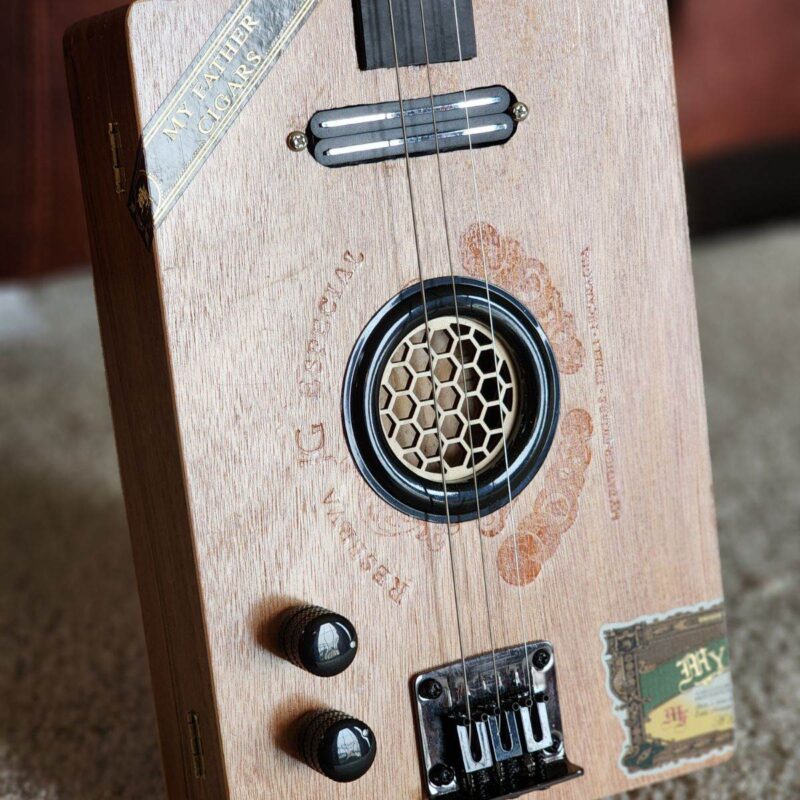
left=65, top=1, right=735, bottom=798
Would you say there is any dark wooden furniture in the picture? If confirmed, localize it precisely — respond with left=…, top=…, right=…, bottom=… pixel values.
left=2, top=0, right=118, bottom=280
left=3, top=0, right=800, bottom=279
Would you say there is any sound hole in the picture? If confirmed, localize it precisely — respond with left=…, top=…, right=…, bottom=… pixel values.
left=342, top=277, right=559, bottom=523
left=378, top=317, right=518, bottom=482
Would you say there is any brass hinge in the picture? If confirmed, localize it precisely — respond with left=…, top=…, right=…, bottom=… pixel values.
left=187, top=712, right=206, bottom=779
left=107, top=122, right=127, bottom=195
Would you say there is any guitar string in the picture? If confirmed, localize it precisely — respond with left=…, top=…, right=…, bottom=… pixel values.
left=416, top=0, right=503, bottom=711
left=385, top=0, right=473, bottom=724
left=448, top=0, right=535, bottom=690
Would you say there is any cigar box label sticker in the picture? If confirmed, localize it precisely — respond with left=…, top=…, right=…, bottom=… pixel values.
left=129, top=0, right=318, bottom=246
left=601, top=601, right=735, bottom=776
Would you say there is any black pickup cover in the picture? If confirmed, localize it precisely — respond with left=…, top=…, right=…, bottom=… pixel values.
left=308, top=87, right=517, bottom=168
left=354, top=0, right=477, bottom=71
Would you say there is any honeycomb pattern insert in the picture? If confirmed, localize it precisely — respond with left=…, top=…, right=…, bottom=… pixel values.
left=379, top=316, right=518, bottom=482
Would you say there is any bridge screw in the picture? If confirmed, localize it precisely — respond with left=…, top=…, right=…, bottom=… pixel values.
left=429, top=764, right=456, bottom=788
left=418, top=678, right=443, bottom=701
left=531, top=648, right=552, bottom=671
left=546, top=732, right=564, bottom=756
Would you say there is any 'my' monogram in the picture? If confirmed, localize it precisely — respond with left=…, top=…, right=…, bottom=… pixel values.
left=676, top=645, right=727, bottom=692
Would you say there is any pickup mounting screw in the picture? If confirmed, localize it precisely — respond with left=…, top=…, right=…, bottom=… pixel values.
left=510, top=101, right=530, bottom=123
left=418, top=678, right=443, bottom=701
left=429, top=764, right=455, bottom=787
left=531, top=648, right=551, bottom=671
left=287, top=131, right=309, bottom=152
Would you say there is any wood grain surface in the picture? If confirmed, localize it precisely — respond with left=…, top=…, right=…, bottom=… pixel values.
left=66, top=1, right=731, bottom=798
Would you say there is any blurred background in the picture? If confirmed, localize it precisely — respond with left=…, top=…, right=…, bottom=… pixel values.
left=1, top=1, right=798, bottom=798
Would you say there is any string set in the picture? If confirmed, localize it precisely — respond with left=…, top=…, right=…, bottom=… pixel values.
left=385, top=0, right=536, bottom=714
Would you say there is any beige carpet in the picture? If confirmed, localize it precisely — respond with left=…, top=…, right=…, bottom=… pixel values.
left=1, top=225, right=798, bottom=799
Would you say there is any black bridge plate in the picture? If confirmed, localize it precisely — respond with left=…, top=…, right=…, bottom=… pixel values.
left=354, top=0, right=477, bottom=71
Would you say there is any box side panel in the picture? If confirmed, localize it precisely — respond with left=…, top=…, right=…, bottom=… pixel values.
left=64, top=10, right=229, bottom=799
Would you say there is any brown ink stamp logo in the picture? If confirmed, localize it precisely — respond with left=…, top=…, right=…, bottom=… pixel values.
left=496, top=409, right=594, bottom=585
left=460, top=222, right=586, bottom=375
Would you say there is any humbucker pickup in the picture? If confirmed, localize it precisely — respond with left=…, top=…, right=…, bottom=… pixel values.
left=308, top=86, right=519, bottom=168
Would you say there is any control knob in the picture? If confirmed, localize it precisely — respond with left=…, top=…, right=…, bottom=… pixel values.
left=300, top=710, right=377, bottom=783
left=280, top=605, right=358, bottom=677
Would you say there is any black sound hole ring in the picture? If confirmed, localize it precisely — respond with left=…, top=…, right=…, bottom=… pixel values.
left=342, top=277, right=560, bottom=523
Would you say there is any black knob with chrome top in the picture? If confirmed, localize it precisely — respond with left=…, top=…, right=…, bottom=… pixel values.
left=280, top=605, right=358, bottom=677
left=300, top=710, right=377, bottom=783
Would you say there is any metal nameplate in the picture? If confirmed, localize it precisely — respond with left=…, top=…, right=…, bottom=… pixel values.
left=128, top=0, right=319, bottom=246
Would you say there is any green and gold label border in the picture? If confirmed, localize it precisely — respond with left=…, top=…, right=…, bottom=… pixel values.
left=128, top=0, right=318, bottom=246
left=601, top=600, right=735, bottom=777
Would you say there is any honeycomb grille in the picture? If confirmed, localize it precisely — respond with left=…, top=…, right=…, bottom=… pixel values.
left=379, top=316, right=518, bottom=482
